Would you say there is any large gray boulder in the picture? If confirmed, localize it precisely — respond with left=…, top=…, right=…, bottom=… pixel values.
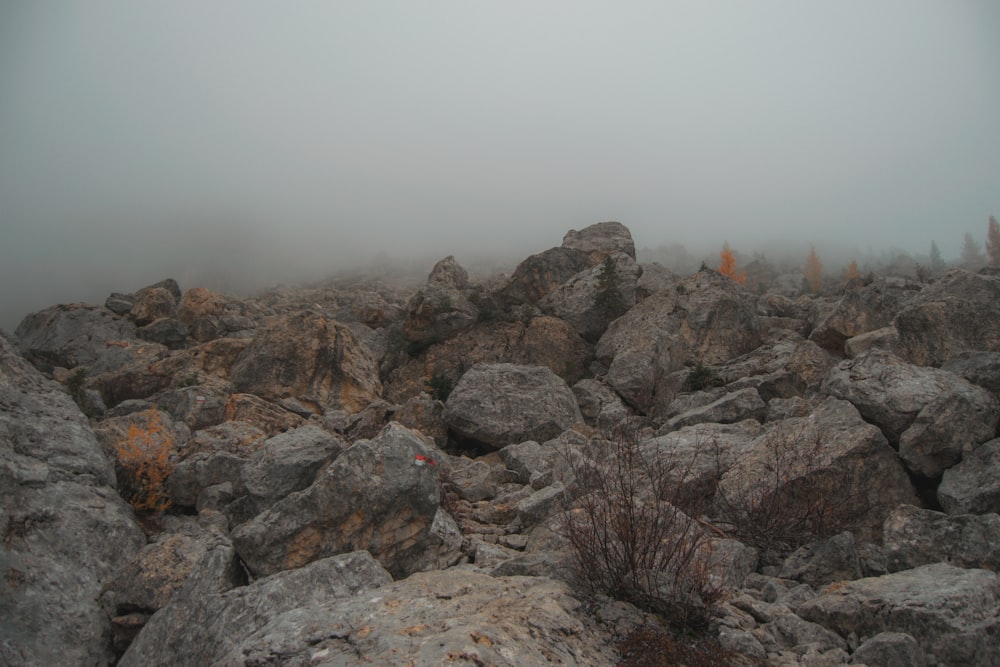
left=0, top=336, right=146, bottom=666
left=401, top=256, right=479, bottom=346
left=894, top=269, right=1000, bottom=366
left=118, top=549, right=392, bottom=667
left=882, top=504, right=1000, bottom=572
left=822, top=349, right=999, bottom=477
left=808, top=276, right=920, bottom=354
left=229, top=310, right=381, bottom=415
left=595, top=270, right=762, bottom=414
left=14, top=303, right=138, bottom=373
left=797, top=563, right=1000, bottom=667
left=938, top=438, right=1000, bottom=514
left=561, top=220, right=636, bottom=261
left=214, top=569, right=635, bottom=666
left=443, top=363, right=584, bottom=451
left=500, top=246, right=593, bottom=305
left=713, top=398, right=919, bottom=548
left=539, top=251, right=641, bottom=342
left=231, top=423, right=441, bottom=578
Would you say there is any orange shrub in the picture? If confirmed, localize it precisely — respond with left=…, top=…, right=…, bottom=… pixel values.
left=718, top=242, right=746, bottom=285
left=115, top=411, right=176, bottom=512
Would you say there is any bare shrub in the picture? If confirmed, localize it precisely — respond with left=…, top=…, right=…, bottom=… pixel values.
left=710, top=424, right=874, bottom=558
left=617, top=624, right=747, bottom=667
left=558, top=420, right=722, bottom=630
left=115, top=411, right=176, bottom=513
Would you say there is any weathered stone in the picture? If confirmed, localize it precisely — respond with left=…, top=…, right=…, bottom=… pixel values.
left=231, top=423, right=441, bottom=578
left=883, top=504, right=1000, bottom=572
left=0, top=336, right=145, bottom=666
left=186, top=420, right=267, bottom=458
left=129, top=286, right=178, bottom=326
left=239, top=424, right=345, bottom=509
left=779, top=532, right=863, bottom=589
left=849, top=631, right=925, bottom=667
left=15, top=303, right=138, bottom=373
left=808, top=277, right=920, bottom=354
left=796, top=563, right=1000, bottom=667
left=938, top=438, right=1000, bottom=514
left=666, top=387, right=767, bottom=430
left=501, top=246, right=593, bottom=305
left=136, top=317, right=188, bottom=348
left=442, top=454, right=505, bottom=502
left=596, top=270, right=762, bottom=413
left=562, top=220, right=636, bottom=261
left=177, top=287, right=228, bottom=342
left=216, top=569, right=630, bottom=667
left=714, top=398, right=919, bottom=546
left=894, top=269, right=1000, bottom=366
left=942, top=350, right=1000, bottom=395
left=539, top=251, right=641, bottom=342
left=118, top=550, right=392, bottom=667
left=444, top=363, right=583, bottom=451
left=572, top=377, right=632, bottom=428
left=401, top=279, right=478, bottom=346
left=822, top=349, right=999, bottom=476
left=230, top=311, right=381, bottom=415
left=223, top=392, right=305, bottom=437
left=844, top=325, right=899, bottom=358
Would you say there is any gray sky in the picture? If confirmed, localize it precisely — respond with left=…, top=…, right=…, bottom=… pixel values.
left=2, top=1, right=998, bottom=330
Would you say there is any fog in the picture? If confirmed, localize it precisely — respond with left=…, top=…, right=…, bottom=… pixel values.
left=2, top=1, right=998, bottom=331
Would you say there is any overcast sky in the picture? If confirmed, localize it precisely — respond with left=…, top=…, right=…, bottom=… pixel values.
left=1, top=1, right=998, bottom=329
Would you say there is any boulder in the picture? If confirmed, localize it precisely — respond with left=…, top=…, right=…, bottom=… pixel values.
left=0, top=336, right=145, bottom=666
left=849, top=632, right=925, bottom=667
left=561, top=220, right=636, bottom=261
left=572, top=377, right=632, bottom=429
left=129, top=286, right=178, bottom=326
left=713, top=398, right=919, bottom=547
left=118, top=549, right=392, bottom=667
left=797, top=563, right=1000, bottom=667
left=500, top=246, right=593, bottom=305
left=822, top=349, right=999, bottom=477
left=539, top=251, right=641, bottom=342
left=893, top=269, right=1000, bottom=366
left=222, top=392, right=305, bottom=436
left=203, top=569, right=631, bottom=667
left=240, top=424, right=346, bottom=510
left=136, top=317, right=188, bottom=348
left=882, top=504, right=1000, bottom=572
left=665, top=387, right=767, bottom=430
left=231, top=423, right=441, bottom=578
left=443, top=363, right=584, bottom=451
left=595, top=270, right=762, bottom=414
left=401, top=257, right=479, bottom=346
left=229, top=311, right=381, bottom=415
left=14, top=303, right=138, bottom=373
left=808, top=277, right=920, bottom=354
left=385, top=315, right=594, bottom=403
left=778, top=532, right=864, bottom=589
left=176, top=287, right=228, bottom=342
left=938, top=438, right=1000, bottom=514
left=942, top=350, right=1000, bottom=395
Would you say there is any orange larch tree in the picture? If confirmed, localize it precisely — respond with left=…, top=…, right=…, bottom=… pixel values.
left=804, top=246, right=823, bottom=294
left=842, top=259, right=860, bottom=282
left=986, top=215, right=1000, bottom=267
left=718, top=242, right=746, bottom=285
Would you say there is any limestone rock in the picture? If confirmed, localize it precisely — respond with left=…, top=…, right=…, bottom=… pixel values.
left=778, top=532, right=863, bottom=589
left=849, top=632, right=925, bottom=667
left=882, top=504, right=1000, bottom=572
left=223, top=392, right=305, bottom=436
left=129, top=286, right=178, bottom=326
left=539, top=251, right=641, bottom=342
left=938, top=438, right=1000, bottom=514
left=500, top=246, right=593, bottom=305
left=595, top=270, right=762, bottom=413
left=808, top=277, right=920, bottom=354
left=15, top=303, right=138, bottom=373
left=665, top=387, right=767, bottom=430
left=797, top=563, right=1000, bottom=667
left=217, top=569, right=631, bottom=666
left=401, top=257, right=479, bottom=346
left=893, top=269, right=1000, bottom=366
left=942, top=350, right=1000, bottom=395
left=118, top=549, right=392, bottom=667
left=230, top=311, right=381, bottom=415
left=443, top=363, right=584, bottom=451
left=822, top=349, right=999, bottom=477
left=561, top=220, right=636, bottom=261
left=714, top=398, right=919, bottom=547
left=0, top=336, right=145, bottom=666
left=231, top=423, right=441, bottom=578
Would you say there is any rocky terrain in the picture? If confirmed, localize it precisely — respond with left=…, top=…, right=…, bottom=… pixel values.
left=2, top=221, right=1000, bottom=666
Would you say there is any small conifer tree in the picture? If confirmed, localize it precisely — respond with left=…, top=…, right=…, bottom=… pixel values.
left=594, top=256, right=626, bottom=313
left=986, top=215, right=1000, bottom=267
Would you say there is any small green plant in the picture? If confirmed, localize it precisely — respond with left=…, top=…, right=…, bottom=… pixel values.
left=425, top=373, right=455, bottom=402
left=180, top=372, right=200, bottom=388
left=683, top=363, right=724, bottom=392
left=66, top=368, right=88, bottom=402
left=594, top=257, right=626, bottom=314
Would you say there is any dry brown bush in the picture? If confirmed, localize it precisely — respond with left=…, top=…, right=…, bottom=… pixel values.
left=115, top=411, right=176, bottom=513
left=558, top=420, right=722, bottom=630
left=709, top=425, right=874, bottom=558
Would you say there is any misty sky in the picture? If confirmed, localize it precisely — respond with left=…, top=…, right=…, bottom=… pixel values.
left=1, top=1, right=998, bottom=330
